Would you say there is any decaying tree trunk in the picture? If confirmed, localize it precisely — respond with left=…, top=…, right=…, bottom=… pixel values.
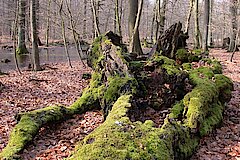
left=0, top=26, right=233, bottom=160
left=156, top=22, right=188, bottom=59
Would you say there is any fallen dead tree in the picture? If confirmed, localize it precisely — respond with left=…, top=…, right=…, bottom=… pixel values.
left=0, top=25, right=233, bottom=160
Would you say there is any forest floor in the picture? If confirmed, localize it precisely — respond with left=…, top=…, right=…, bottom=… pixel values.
left=0, top=62, right=104, bottom=159
left=0, top=49, right=239, bottom=159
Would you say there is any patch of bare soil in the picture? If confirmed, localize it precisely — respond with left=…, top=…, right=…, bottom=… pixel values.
left=191, top=49, right=240, bottom=160
left=0, top=62, right=104, bottom=159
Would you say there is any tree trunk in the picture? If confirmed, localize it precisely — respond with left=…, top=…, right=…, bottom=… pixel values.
left=150, top=0, right=157, bottom=43
left=159, top=0, right=167, bottom=36
left=194, top=0, right=201, bottom=49
left=228, top=0, right=238, bottom=52
left=83, top=0, right=87, bottom=39
left=129, top=0, right=143, bottom=55
left=45, top=0, right=51, bottom=61
left=91, top=0, right=100, bottom=37
left=17, top=0, right=28, bottom=55
left=30, top=0, right=41, bottom=71
left=66, top=0, right=86, bottom=67
left=59, top=0, right=72, bottom=68
left=184, top=0, right=194, bottom=34
left=208, top=0, right=214, bottom=46
left=115, top=0, right=122, bottom=40
left=203, top=0, right=210, bottom=52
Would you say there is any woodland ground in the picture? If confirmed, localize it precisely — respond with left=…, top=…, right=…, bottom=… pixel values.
left=0, top=49, right=239, bottom=159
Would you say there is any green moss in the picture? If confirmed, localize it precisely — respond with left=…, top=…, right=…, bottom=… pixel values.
left=202, top=58, right=222, bottom=74
left=169, top=101, right=184, bottom=119
left=0, top=106, right=72, bottom=159
left=214, top=74, right=233, bottom=102
left=152, top=55, right=181, bottom=75
left=70, top=72, right=103, bottom=113
left=103, top=76, right=137, bottom=105
left=176, top=49, right=189, bottom=63
left=189, top=67, right=215, bottom=85
left=200, top=102, right=224, bottom=136
left=182, top=63, right=192, bottom=71
left=70, top=95, right=174, bottom=160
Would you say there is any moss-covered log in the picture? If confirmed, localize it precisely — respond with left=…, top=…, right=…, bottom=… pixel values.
left=0, top=28, right=233, bottom=160
left=69, top=53, right=233, bottom=159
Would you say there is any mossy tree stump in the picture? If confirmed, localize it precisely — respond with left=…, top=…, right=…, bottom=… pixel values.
left=0, top=28, right=233, bottom=160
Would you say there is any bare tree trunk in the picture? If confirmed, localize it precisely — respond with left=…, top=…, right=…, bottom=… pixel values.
left=83, top=0, right=87, bottom=39
left=194, top=0, right=201, bottom=49
left=150, top=1, right=157, bottom=43
left=155, top=0, right=161, bottom=42
left=208, top=0, right=214, bottom=46
left=30, top=0, right=41, bottom=71
left=59, top=0, right=72, bottom=68
left=203, top=0, right=210, bottom=52
left=129, top=0, right=143, bottom=55
left=45, top=0, right=51, bottom=61
left=66, top=0, right=86, bottom=67
left=17, top=0, right=28, bottom=55
left=184, top=0, right=194, bottom=34
left=13, top=1, right=21, bottom=74
left=91, top=0, right=100, bottom=37
left=228, top=0, right=238, bottom=52
left=159, top=0, right=167, bottom=36
left=115, top=0, right=122, bottom=40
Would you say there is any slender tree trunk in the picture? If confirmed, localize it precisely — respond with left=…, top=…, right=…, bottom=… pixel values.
left=208, top=0, right=214, bottom=46
left=83, top=0, right=87, bottom=39
left=184, top=0, right=194, bottom=34
left=59, top=0, right=72, bottom=68
left=203, top=0, right=210, bottom=52
left=228, top=0, right=238, bottom=52
left=66, top=0, right=86, bottom=67
left=155, top=0, right=161, bottom=42
left=17, top=0, right=28, bottom=54
left=115, top=0, right=122, bottom=40
left=13, top=1, right=21, bottom=74
left=150, top=1, right=157, bottom=43
left=45, top=0, right=51, bottom=61
left=129, top=0, right=143, bottom=55
left=159, top=0, right=167, bottom=36
left=194, top=0, right=201, bottom=49
left=30, top=0, right=41, bottom=71
left=91, top=0, right=100, bottom=37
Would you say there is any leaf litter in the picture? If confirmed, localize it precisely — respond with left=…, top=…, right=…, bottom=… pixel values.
left=0, top=62, right=103, bottom=159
